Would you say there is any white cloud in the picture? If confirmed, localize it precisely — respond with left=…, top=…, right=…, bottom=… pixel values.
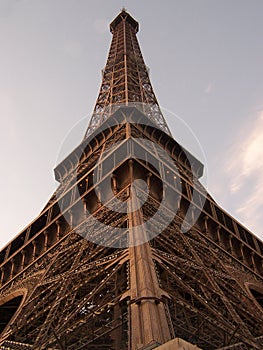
left=204, top=82, right=214, bottom=94
left=224, top=111, right=263, bottom=238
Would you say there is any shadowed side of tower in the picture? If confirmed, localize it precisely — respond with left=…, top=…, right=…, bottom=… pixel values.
left=0, top=9, right=263, bottom=350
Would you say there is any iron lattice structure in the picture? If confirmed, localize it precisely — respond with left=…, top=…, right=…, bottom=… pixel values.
left=85, top=9, right=171, bottom=138
left=1, top=10, right=263, bottom=350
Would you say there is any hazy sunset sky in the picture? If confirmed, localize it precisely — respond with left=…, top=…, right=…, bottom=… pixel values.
left=0, top=0, right=263, bottom=248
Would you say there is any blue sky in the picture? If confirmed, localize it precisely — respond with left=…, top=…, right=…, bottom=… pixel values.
left=0, top=0, right=263, bottom=248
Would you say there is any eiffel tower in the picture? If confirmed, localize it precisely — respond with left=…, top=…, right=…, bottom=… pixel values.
left=1, top=9, right=263, bottom=350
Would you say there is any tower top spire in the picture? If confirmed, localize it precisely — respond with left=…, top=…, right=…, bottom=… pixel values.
left=110, top=8, right=139, bottom=33
left=85, top=10, right=171, bottom=138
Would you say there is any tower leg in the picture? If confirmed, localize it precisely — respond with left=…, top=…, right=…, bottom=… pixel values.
left=127, top=162, right=172, bottom=349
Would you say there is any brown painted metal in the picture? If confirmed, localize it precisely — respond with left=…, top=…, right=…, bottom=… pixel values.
left=85, top=10, right=171, bottom=138
left=0, top=9, right=263, bottom=350
left=126, top=161, right=172, bottom=348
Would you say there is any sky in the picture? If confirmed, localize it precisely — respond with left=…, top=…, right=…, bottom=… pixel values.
left=0, top=0, right=263, bottom=249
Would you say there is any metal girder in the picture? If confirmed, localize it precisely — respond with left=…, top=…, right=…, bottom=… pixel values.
left=1, top=9, right=263, bottom=350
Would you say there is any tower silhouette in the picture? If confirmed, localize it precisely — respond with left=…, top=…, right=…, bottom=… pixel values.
left=1, top=9, right=263, bottom=350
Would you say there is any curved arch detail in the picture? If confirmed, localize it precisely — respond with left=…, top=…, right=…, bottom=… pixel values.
left=0, top=289, right=27, bottom=335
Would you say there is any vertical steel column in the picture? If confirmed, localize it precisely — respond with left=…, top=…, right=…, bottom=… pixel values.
left=127, top=160, right=172, bottom=349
